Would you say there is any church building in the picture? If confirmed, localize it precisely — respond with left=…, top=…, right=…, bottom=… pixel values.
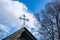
left=3, top=27, right=37, bottom=40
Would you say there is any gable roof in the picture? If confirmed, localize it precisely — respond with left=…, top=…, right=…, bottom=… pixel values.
left=3, top=27, right=37, bottom=40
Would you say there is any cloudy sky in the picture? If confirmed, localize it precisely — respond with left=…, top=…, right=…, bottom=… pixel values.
left=0, top=0, right=51, bottom=40
left=18, top=0, right=51, bottom=12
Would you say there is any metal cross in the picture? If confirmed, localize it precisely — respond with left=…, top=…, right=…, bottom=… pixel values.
left=19, top=15, right=29, bottom=27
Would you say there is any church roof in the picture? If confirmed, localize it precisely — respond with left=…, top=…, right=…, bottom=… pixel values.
left=3, top=27, right=37, bottom=40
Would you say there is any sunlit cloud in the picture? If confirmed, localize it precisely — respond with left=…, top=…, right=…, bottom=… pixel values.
left=0, top=24, right=11, bottom=33
left=0, top=0, right=41, bottom=39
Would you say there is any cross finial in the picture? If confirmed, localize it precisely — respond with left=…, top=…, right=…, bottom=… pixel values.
left=19, top=14, right=29, bottom=27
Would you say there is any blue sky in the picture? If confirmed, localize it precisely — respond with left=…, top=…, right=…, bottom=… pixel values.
left=18, top=0, right=51, bottom=13
left=0, top=0, right=51, bottom=40
left=0, top=0, right=41, bottom=40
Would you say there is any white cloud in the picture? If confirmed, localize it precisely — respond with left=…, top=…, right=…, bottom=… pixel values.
left=0, top=24, right=11, bottom=33
left=0, top=0, right=41, bottom=39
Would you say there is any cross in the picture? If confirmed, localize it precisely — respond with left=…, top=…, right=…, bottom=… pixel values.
left=19, top=15, right=29, bottom=27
